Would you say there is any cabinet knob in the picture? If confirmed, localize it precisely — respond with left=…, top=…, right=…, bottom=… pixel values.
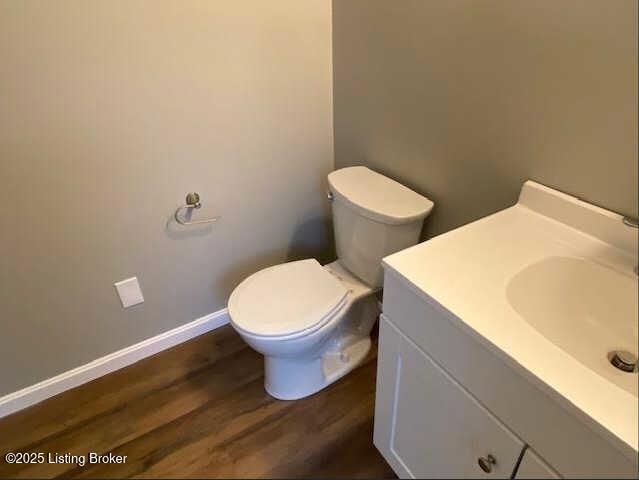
left=478, top=454, right=496, bottom=473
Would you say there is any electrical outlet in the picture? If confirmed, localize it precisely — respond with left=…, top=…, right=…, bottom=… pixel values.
left=114, top=277, right=144, bottom=308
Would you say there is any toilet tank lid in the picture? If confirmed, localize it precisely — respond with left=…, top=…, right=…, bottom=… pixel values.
left=328, top=166, right=434, bottom=225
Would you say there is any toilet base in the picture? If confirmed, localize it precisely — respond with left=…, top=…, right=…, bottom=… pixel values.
left=264, top=336, right=372, bottom=401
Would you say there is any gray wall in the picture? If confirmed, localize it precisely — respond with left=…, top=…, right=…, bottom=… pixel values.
left=0, top=1, right=333, bottom=396
left=333, top=0, right=638, bottom=238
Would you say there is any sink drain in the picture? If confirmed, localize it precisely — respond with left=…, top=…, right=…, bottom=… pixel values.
left=609, top=351, right=638, bottom=373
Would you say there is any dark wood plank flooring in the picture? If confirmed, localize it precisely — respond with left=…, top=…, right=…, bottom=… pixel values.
left=0, top=325, right=395, bottom=478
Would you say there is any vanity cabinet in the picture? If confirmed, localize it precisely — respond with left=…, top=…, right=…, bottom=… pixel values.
left=374, top=317, right=524, bottom=478
left=374, top=270, right=637, bottom=479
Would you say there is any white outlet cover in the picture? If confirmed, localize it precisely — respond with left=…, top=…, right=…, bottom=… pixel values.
left=114, top=277, right=144, bottom=308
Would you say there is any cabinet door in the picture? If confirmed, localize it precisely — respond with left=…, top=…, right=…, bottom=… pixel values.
left=515, top=447, right=561, bottom=479
left=374, top=316, right=525, bottom=479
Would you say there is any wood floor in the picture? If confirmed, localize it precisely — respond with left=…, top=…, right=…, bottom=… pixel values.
left=0, top=325, right=395, bottom=479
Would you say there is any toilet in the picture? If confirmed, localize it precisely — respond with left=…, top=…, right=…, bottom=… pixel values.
left=228, top=166, right=434, bottom=400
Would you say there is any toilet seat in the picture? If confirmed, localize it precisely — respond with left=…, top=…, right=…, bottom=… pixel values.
left=228, top=259, right=349, bottom=339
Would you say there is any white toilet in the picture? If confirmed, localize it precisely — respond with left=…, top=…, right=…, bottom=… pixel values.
left=228, top=166, right=434, bottom=400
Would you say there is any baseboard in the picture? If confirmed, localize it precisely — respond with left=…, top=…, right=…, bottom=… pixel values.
left=0, top=308, right=230, bottom=419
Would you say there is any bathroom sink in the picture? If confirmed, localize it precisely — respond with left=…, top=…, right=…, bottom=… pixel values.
left=507, top=256, right=638, bottom=396
left=382, top=181, right=639, bottom=460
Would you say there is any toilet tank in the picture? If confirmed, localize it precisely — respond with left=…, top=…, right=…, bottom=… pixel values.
left=328, top=166, right=434, bottom=287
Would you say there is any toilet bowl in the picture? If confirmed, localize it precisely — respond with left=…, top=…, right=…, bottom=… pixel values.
left=228, top=166, right=434, bottom=400
left=229, top=259, right=379, bottom=400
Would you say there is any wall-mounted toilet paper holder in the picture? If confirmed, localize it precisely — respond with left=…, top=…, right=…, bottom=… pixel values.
left=174, top=192, right=220, bottom=226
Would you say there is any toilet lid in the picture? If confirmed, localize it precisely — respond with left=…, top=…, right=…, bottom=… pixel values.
left=228, top=259, right=348, bottom=337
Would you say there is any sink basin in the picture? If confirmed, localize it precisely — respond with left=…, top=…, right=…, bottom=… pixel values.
left=507, top=256, right=638, bottom=396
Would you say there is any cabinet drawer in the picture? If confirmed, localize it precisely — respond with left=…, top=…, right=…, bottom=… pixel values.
left=516, top=448, right=561, bottom=479
left=374, top=316, right=524, bottom=478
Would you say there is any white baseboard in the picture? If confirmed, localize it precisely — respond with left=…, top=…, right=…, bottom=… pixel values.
left=0, top=308, right=230, bottom=419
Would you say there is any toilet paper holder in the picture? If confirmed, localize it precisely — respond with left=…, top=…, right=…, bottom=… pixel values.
left=174, top=192, right=220, bottom=226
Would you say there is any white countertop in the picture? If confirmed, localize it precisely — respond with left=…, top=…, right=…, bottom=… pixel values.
left=383, top=182, right=638, bottom=459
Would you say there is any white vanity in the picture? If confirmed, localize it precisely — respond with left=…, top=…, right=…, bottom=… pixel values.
left=374, top=181, right=638, bottom=478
